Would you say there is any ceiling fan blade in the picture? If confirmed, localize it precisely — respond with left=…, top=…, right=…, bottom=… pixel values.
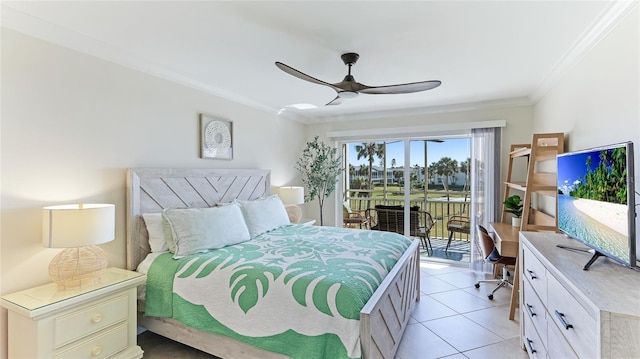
left=359, top=80, right=442, bottom=94
left=326, top=96, right=343, bottom=106
left=275, top=62, right=342, bottom=91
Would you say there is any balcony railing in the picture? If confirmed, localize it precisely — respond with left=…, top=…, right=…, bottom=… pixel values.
left=345, top=192, right=471, bottom=242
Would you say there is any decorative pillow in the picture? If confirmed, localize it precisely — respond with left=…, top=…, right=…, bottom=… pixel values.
left=235, top=194, right=290, bottom=237
left=142, top=213, right=169, bottom=253
left=162, top=203, right=251, bottom=258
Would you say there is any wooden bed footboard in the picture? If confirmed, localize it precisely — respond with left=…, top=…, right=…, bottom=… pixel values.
left=360, top=239, right=420, bottom=359
left=139, top=315, right=290, bottom=359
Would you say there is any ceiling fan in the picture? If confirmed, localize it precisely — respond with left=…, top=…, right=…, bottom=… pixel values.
left=275, top=52, right=441, bottom=106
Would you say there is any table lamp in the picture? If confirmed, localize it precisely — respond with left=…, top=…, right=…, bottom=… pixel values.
left=42, top=203, right=115, bottom=289
left=278, top=186, right=304, bottom=223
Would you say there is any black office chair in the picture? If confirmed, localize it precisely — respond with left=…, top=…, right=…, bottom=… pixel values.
left=474, top=224, right=517, bottom=300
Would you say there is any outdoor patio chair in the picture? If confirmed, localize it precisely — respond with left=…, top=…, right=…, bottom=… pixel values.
left=343, top=201, right=369, bottom=229
left=368, top=206, right=436, bottom=254
left=445, top=215, right=471, bottom=252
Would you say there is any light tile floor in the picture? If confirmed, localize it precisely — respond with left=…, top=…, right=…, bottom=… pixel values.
left=395, top=260, right=528, bottom=359
left=137, top=260, right=529, bottom=359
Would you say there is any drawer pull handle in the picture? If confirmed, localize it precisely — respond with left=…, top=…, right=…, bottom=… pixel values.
left=526, top=269, right=537, bottom=280
left=91, top=346, right=102, bottom=356
left=555, top=310, right=574, bottom=330
left=92, top=313, right=103, bottom=323
left=526, top=338, right=537, bottom=354
left=526, top=303, right=536, bottom=317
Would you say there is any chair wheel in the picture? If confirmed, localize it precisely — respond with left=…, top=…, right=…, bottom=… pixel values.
left=474, top=283, right=480, bottom=289
left=488, top=294, right=494, bottom=300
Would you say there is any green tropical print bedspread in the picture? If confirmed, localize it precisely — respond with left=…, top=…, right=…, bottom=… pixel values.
left=144, top=225, right=412, bottom=359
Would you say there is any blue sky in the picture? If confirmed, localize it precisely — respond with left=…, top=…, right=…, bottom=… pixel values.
left=557, top=149, right=607, bottom=194
left=347, top=138, right=471, bottom=167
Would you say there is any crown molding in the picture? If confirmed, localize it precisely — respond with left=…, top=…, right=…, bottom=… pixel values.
left=289, top=97, right=533, bottom=124
left=530, top=1, right=639, bottom=103
left=0, top=5, right=277, bottom=114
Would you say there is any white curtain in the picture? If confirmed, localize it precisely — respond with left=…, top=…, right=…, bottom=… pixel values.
left=470, top=127, right=502, bottom=272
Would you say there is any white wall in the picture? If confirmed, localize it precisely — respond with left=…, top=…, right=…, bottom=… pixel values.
left=533, top=7, right=640, bottom=257
left=0, top=30, right=306, bottom=354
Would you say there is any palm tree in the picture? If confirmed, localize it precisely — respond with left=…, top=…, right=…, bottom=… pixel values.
left=393, top=169, right=403, bottom=187
left=428, top=162, right=437, bottom=185
left=434, top=157, right=458, bottom=191
left=391, top=158, right=396, bottom=168
left=355, top=142, right=385, bottom=191
left=349, top=163, right=356, bottom=178
left=460, top=158, right=470, bottom=190
left=434, top=157, right=458, bottom=215
left=460, top=157, right=471, bottom=211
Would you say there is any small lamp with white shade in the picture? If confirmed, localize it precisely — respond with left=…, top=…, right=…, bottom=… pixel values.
left=42, top=203, right=115, bottom=289
left=278, top=186, right=304, bottom=223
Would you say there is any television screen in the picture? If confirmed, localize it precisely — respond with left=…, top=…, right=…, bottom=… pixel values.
left=557, top=142, right=636, bottom=268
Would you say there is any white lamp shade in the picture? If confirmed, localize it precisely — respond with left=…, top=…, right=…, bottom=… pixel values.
left=279, top=186, right=304, bottom=205
left=43, top=204, right=115, bottom=248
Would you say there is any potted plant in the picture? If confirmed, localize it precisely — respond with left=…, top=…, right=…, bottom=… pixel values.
left=503, top=195, right=523, bottom=227
left=295, top=136, right=344, bottom=226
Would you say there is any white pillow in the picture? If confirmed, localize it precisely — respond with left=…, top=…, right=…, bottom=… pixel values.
left=236, top=194, right=290, bottom=237
left=142, top=213, right=168, bottom=253
left=162, top=204, right=251, bottom=258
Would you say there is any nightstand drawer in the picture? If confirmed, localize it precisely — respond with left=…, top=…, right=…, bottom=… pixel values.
left=55, top=294, right=129, bottom=347
left=55, top=322, right=128, bottom=359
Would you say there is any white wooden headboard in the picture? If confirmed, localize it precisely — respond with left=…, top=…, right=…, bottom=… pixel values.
left=126, top=168, right=271, bottom=270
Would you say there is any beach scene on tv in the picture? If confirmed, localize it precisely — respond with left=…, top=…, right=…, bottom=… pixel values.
left=557, top=146, right=629, bottom=262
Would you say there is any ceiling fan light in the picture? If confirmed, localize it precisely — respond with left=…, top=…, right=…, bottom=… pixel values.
left=338, top=91, right=358, bottom=99
left=286, top=103, right=318, bottom=110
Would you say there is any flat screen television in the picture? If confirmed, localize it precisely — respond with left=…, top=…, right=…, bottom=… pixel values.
left=557, top=141, right=636, bottom=269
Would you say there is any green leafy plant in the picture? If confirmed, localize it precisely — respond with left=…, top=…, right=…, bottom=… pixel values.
left=295, top=136, right=344, bottom=226
left=503, top=194, right=523, bottom=218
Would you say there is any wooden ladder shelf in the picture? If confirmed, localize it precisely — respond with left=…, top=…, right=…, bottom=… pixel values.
left=501, top=133, right=564, bottom=231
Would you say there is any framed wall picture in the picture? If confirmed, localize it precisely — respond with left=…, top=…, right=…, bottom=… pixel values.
left=200, top=113, right=233, bottom=160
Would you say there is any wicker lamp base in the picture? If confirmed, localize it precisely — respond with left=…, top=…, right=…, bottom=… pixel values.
left=49, top=246, right=108, bottom=289
left=285, top=204, right=302, bottom=224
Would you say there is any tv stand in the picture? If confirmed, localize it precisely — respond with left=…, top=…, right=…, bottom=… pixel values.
left=555, top=244, right=603, bottom=270
left=583, top=250, right=605, bottom=271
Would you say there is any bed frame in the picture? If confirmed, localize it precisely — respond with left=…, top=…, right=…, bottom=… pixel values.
left=126, top=168, right=420, bottom=359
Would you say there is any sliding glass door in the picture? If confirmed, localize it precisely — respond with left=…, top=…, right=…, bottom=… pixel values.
left=342, top=136, right=472, bottom=264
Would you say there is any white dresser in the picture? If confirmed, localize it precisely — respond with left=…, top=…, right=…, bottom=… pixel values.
left=520, top=232, right=640, bottom=358
left=1, top=267, right=146, bottom=359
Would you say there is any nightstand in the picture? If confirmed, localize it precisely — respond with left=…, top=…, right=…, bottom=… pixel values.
left=1, top=267, right=146, bottom=359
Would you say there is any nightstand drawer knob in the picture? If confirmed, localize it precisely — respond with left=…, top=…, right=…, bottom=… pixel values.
left=92, top=313, right=103, bottom=323
left=91, top=346, right=102, bottom=356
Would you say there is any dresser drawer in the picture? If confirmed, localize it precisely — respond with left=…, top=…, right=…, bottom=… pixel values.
left=523, top=313, right=547, bottom=359
left=55, top=322, right=129, bottom=359
left=522, top=246, right=547, bottom=301
left=547, top=274, right=597, bottom=358
left=522, top=278, right=547, bottom=343
left=55, top=294, right=129, bottom=347
left=547, top=316, right=578, bottom=359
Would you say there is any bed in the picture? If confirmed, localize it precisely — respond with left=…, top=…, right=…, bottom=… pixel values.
left=126, top=168, right=420, bottom=359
